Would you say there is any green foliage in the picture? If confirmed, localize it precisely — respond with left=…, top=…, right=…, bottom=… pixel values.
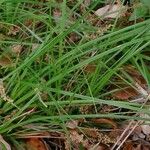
left=0, top=1, right=150, bottom=149
left=141, top=0, right=150, bottom=7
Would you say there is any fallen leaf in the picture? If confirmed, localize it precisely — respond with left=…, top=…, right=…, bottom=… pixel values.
left=123, top=141, right=134, bottom=150
left=65, top=130, right=84, bottom=149
left=89, top=144, right=109, bottom=150
left=91, top=118, right=117, bottom=129
left=0, top=56, right=13, bottom=67
left=66, top=120, right=79, bottom=129
left=68, top=32, right=80, bottom=43
left=84, top=64, right=96, bottom=73
left=112, top=87, right=138, bottom=100
left=82, top=128, right=99, bottom=138
left=141, top=124, right=150, bottom=136
left=140, top=114, right=150, bottom=136
left=8, top=25, right=20, bottom=36
left=123, top=65, right=146, bottom=86
left=83, top=0, right=91, bottom=7
left=26, top=138, right=47, bottom=150
left=70, top=130, right=83, bottom=144
left=95, top=4, right=126, bottom=19
left=11, top=44, right=23, bottom=54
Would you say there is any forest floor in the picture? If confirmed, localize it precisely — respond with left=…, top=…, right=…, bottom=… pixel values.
left=0, top=0, right=150, bottom=149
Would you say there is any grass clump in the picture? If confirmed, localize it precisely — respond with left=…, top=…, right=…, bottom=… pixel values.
left=0, top=0, right=150, bottom=149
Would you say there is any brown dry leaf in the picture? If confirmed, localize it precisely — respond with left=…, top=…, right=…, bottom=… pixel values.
left=11, top=44, right=23, bottom=54
left=26, top=138, right=47, bottom=150
left=123, top=141, right=134, bottom=150
left=140, top=114, right=150, bottom=136
left=82, top=128, right=99, bottom=139
left=0, top=56, right=13, bottom=67
left=0, top=135, right=11, bottom=150
left=66, top=120, right=79, bottom=129
left=70, top=130, right=83, bottom=144
left=24, top=19, right=33, bottom=27
left=8, top=25, right=20, bottom=35
left=141, top=124, right=150, bottom=136
left=82, top=139, right=91, bottom=149
left=91, top=118, right=117, bottom=129
left=83, top=0, right=91, bottom=7
left=65, top=130, right=84, bottom=149
left=112, top=65, right=147, bottom=100
left=84, top=64, right=96, bottom=73
left=89, top=143, right=110, bottom=150
left=95, top=4, right=127, bottom=19
left=123, top=65, right=146, bottom=86
left=68, top=32, right=80, bottom=43
left=82, top=127, right=116, bottom=144
left=123, top=143, right=150, bottom=150
left=112, top=87, right=138, bottom=100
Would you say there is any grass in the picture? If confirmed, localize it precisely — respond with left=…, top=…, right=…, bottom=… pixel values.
left=0, top=0, right=150, bottom=149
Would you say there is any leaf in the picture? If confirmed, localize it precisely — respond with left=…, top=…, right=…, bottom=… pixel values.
left=68, top=32, right=80, bottom=43
left=91, top=118, right=117, bottom=129
left=112, top=87, right=138, bottom=100
left=95, top=4, right=126, bottom=19
left=140, top=114, right=150, bottom=135
left=66, top=120, right=79, bottom=129
left=129, top=4, right=148, bottom=21
left=82, top=128, right=99, bottom=139
left=26, top=138, right=47, bottom=150
left=8, top=25, right=20, bottom=36
left=0, top=56, right=13, bottom=67
left=11, top=44, right=23, bottom=54
left=65, top=130, right=84, bottom=149
left=123, top=142, right=134, bottom=150
left=84, top=64, right=96, bottom=73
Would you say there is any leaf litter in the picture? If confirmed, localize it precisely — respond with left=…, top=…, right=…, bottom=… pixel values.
left=1, top=0, right=150, bottom=149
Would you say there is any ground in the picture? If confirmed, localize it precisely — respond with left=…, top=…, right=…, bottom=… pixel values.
left=0, top=0, right=150, bottom=149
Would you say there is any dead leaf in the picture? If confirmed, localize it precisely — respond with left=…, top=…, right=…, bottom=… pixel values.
left=8, top=25, right=20, bottom=36
left=140, top=114, right=150, bottom=136
left=123, top=65, right=146, bottom=86
left=68, top=32, right=80, bottom=43
left=89, top=143, right=110, bottom=150
left=70, top=130, right=83, bottom=144
left=91, top=118, right=117, bottom=129
left=95, top=4, right=127, bottom=19
left=66, top=120, right=79, bottom=129
left=123, top=141, right=133, bottom=150
left=82, top=128, right=99, bottom=138
left=11, top=44, right=23, bottom=54
left=65, top=130, right=84, bottom=149
left=84, top=64, right=96, bottom=73
left=82, top=139, right=91, bottom=149
left=0, top=135, right=11, bottom=150
left=112, top=87, right=138, bottom=100
left=141, top=124, right=150, bottom=136
left=0, top=56, right=13, bottom=67
left=26, top=138, right=47, bottom=150
left=24, top=19, right=33, bottom=27
left=83, top=0, right=91, bottom=7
